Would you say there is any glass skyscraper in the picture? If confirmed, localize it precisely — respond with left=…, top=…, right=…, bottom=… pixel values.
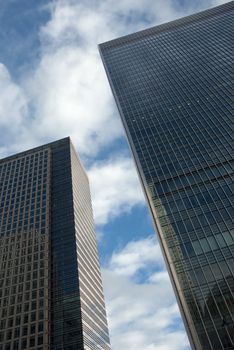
left=0, top=137, right=111, bottom=350
left=99, top=2, right=234, bottom=350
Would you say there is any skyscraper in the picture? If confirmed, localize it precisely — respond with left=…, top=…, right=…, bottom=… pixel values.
left=0, top=137, right=111, bottom=350
left=99, top=2, right=234, bottom=350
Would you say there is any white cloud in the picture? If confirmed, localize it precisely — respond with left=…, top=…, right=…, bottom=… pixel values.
left=102, top=237, right=190, bottom=350
left=148, top=270, right=170, bottom=283
left=23, top=46, right=122, bottom=156
left=88, top=156, right=145, bottom=225
left=0, top=64, right=28, bottom=129
left=109, top=236, right=163, bottom=276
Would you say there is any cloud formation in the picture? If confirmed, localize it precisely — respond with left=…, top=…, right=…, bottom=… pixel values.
left=88, top=156, right=145, bottom=225
left=108, top=235, right=163, bottom=276
left=102, top=237, right=190, bottom=350
left=0, top=64, right=29, bottom=157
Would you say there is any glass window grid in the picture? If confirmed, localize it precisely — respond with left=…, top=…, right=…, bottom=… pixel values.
left=0, top=150, right=50, bottom=350
left=100, top=4, right=234, bottom=350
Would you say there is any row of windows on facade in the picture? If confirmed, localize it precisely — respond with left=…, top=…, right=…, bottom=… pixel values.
left=113, top=80, right=231, bottom=107
left=179, top=260, right=233, bottom=287
left=0, top=170, right=48, bottom=185
left=0, top=242, right=45, bottom=255
left=136, top=147, right=232, bottom=176
left=161, top=199, right=233, bottom=226
left=0, top=165, right=48, bottom=177
left=0, top=304, right=47, bottom=327
left=0, top=268, right=45, bottom=285
left=0, top=288, right=44, bottom=304
left=1, top=210, right=47, bottom=220
left=1, top=178, right=48, bottom=189
left=104, top=38, right=231, bottom=80
left=0, top=298, right=45, bottom=318
left=0, top=318, right=44, bottom=333
left=163, top=219, right=233, bottom=246
left=1, top=252, right=46, bottom=268
left=0, top=253, right=45, bottom=268
left=104, top=56, right=230, bottom=84
left=0, top=226, right=47, bottom=238
left=0, top=233, right=46, bottom=246
left=0, top=270, right=48, bottom=299
left=0, top=201, right=48, bottom=219
left=129, top=106, right=231, bottom=134
left=131, top=124, right=232, bottom=152
left=105, top=64, right=231, bottom=94
left=0, top=228, right=47, bottom=237
left=0, top=212, right=48, bottom=226
left=0, top=327, right=44, bottom=343
left=133, top=135, right=232, bottom=160
left=156, top=177, right=233, bottom=207
left=0, top=172, right=48, bottom=185
left=0, top=151, right=48, bottom=169
left=0, top=189, right=48, bottom=203
left=167, top=205, right=233, bottom=233
left=175, top=230, right=234, bottom=256
left=0, top=335, right=44, bottom=350
left=143, top=157, right=232, bottom=183
left=0, top=279, right=45, bottom=297
left=153, top=166, right=233, bottom=196
left=1, top=219, right=47, bottom=229
left=0, top=308, right=47, bottom=326
left=135, top=134, right=232, bottom=162
left=118, top=103, right=232, bottom=127
left=137, top=145, right=232, bottom=167
left=117, top=94, right=231, bottom=117
left=0, top=201, right=47, bottom=211
left=156, top=185, right=233, bottom=216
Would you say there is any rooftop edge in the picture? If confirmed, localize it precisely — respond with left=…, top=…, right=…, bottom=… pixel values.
left=99, top=1, right=233, bottom=51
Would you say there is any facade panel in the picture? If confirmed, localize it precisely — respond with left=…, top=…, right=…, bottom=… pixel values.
left=0, top=138, right=111, bottom=350
left=0, top=148, right=51, bottom=350
left=99, top=2, right=234, bottom=350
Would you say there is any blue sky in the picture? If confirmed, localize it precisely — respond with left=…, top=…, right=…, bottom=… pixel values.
left=0, top=0, right=228, bottom=349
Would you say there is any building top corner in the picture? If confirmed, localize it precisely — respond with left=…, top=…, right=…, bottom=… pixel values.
left=99, top=1, right=233, bottom=52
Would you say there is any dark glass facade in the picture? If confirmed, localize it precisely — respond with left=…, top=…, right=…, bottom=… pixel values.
left=0, top=138, right=111, bottom=350
left=99, top=2, right=234, bottom=350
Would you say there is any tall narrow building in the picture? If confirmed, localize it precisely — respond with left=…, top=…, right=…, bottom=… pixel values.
left=99, top=2, right=234, bottom=350
left=0, top=137, right=111, bottom=350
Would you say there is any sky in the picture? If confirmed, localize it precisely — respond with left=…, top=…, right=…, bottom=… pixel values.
left=0, top=0, right=229, bottom=349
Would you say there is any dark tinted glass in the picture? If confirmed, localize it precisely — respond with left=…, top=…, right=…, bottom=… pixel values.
left=100, top=3, right=234, bottom=349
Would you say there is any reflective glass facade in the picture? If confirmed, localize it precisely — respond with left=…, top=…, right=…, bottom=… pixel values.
left=99, top=2, right=234, bottom=350
left=0, top=138, right=111, bottom=350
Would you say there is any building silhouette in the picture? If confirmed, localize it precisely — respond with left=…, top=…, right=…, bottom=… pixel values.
left=99, top=2, right=234, bottom=349
left=0, top=137, right=111, bottom=350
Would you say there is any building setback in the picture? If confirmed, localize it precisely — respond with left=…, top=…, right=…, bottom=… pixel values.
left=99, top=2, right=234, bottom=350
left=0, top=137, right=111, bottom=350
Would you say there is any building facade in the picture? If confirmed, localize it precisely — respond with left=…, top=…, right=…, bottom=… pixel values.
left=0, top=137, right=111, bottom=350
left=99, top=2, right=234, bottom=350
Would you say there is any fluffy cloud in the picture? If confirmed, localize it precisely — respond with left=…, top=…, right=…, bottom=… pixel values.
left=24, top=46, right=122, bottom=156
left=102, top=237, right=190, bottom=350
left=108, top=235, right=163, bottom=276
left=88, top=156, right=145, bottom=225
left=0, top=64, right=28, bottom=145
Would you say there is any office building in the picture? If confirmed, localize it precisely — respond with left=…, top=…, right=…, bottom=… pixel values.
left=0, top=137, right=111, bottom=350
left=99, top=2, right=234, bottom=349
